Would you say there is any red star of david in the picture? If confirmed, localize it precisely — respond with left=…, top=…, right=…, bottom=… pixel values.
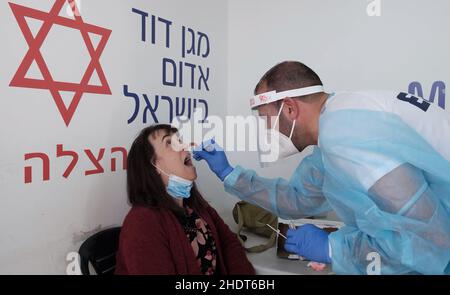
left=9, top=0, right=112, bottom=126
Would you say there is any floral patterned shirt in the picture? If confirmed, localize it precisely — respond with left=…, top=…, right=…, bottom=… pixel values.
left=183, top=205, right=218, bottom=275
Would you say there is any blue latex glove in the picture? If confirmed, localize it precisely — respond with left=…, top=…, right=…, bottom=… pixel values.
left=192, top=138, right=234, bottom=181
left=284, top=224, right=331, bottom=264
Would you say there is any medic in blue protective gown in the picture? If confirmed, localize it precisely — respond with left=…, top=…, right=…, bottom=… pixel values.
left=194, top=62, right=450, bottom=275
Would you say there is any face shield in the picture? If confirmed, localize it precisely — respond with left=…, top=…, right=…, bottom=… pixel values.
left=250, top=85, right=324, bottom=167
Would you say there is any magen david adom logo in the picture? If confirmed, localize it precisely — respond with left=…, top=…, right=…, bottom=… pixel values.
left=9, top=0, right=112, bottom=126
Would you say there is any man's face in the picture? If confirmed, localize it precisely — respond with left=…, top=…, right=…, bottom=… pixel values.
left=255, top=84, right=282, bottom=129
left=256, top=103, right=280, bottom=129
left=255, top=84, right=290, bottom=134
left=254, top=84, right=311, bottom=152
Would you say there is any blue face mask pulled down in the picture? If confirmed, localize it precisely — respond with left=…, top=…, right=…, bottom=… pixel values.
left=166, top=174, right=193, bottom=199
left=152, top=164, right=193, bottom=199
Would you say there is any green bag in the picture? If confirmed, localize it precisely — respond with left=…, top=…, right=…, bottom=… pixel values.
left=232, top=201, right=278, bottom=253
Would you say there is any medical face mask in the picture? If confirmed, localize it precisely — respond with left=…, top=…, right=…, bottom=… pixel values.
left=250, top=85, right=325, bottom=167
left=152, top=164, right=193, bottom=199
left=258, top=102, right=299, bottom=167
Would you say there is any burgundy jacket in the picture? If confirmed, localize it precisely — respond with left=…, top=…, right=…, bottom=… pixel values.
left=115, top=205, right=255, bottom=275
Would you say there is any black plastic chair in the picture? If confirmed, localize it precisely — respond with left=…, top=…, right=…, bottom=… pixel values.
left=78, top=227, right=121, bottom=275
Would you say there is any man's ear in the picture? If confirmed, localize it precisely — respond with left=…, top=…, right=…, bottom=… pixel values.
left=282, top=97, right=300, bottom=120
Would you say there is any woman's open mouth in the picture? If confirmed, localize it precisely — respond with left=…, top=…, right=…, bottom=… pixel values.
left=184, top=155, right=193, bottom=167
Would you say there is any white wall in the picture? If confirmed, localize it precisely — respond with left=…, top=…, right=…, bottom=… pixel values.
left=227, top=0, right=450, bottom=186
left=0, top=0, right=228, bottom=274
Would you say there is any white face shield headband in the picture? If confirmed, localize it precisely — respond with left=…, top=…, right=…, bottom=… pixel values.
left=251, top=85, right=324, bottom=167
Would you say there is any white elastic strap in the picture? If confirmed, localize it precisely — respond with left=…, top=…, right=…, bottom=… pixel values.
left=278, top=85, right=325, bottom=99
left=152, top=163, right=170, bottom=177
left=273, top=102, right=285, bottom=129
left=289, top=120, right=296, bottom=138
left=273, top=103, right=296, bottom=138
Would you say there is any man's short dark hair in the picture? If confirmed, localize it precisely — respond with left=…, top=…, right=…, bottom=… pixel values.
left=254, top=61, right=322, bottom=95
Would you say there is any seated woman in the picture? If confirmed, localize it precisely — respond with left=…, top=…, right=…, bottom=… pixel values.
left=115, top=124, right=255, bottom=275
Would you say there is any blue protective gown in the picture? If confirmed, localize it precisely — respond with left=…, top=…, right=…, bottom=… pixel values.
left=224, top=91, right=450, bottom=274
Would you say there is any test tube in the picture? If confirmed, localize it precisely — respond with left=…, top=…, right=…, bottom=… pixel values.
left=203, top=138, right=216, bottom=152
left=204, top=142, right=215, bottom=152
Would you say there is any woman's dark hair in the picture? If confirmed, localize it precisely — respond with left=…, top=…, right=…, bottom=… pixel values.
left=127, top=124, right=208, bottom=219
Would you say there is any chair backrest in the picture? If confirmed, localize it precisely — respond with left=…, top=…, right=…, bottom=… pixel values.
left=78, top=227, right=121, bottom=275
